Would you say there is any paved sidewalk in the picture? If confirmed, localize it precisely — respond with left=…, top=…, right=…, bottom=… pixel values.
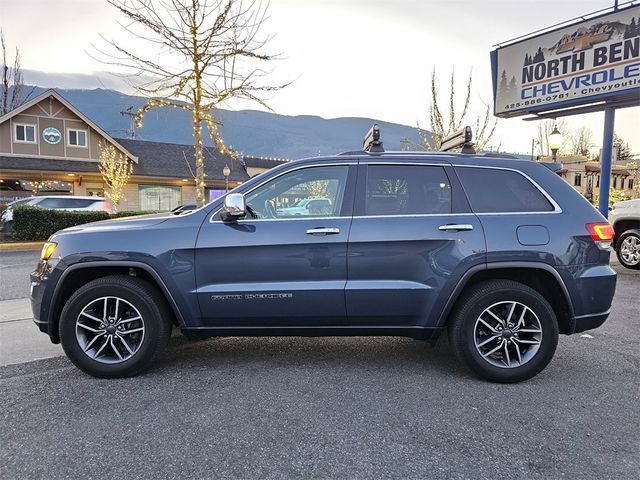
left=0, top=297, right=62, bottom=366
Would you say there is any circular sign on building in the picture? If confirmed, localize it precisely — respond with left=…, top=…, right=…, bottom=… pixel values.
left=42, top=127, right=62, bottom=144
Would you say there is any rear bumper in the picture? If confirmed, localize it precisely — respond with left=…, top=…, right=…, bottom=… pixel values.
left=571, top=310, right=610, bottom=334
left=559, top=263, right=616, bottom=334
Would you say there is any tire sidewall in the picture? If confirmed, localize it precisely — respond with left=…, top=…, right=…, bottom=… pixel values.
left=59, top=279, right=166, bottom=378
left=616, top=229, right=640, bottom=270
left=455, top=284, right=559, bottom=383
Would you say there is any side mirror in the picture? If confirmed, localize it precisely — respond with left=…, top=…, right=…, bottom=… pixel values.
left=221, top=193, right=246, bottom=222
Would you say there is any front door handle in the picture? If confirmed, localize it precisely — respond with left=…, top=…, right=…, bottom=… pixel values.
left=438, top=224, right=474, bottom=231
left=306, top=227, right=340, bottom=235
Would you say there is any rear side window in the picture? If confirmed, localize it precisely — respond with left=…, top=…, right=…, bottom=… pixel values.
left=365, top=165, right=451, bottom=215
left=456, top=167, right=554, bottom=213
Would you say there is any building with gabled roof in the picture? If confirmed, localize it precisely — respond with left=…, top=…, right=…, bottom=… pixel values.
left=0, top=89, right=288, bottom=210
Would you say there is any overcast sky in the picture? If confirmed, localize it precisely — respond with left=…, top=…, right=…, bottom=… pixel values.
left=1, top=0, right=639, bottom=155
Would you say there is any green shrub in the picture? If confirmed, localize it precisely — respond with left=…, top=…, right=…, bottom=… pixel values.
left=111, top=210, right=160, bottom=218
left=11, top=206, right=160, bottom=242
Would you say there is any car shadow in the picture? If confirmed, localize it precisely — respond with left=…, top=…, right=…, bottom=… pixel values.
left=152, top=332, right=474, bottom=380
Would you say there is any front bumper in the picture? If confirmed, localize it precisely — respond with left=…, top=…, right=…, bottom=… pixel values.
left=30, top=260, right=58, bottom=341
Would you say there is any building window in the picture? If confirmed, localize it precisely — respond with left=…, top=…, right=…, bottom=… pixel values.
left=67, top=129, right=87, bottom=147
left=139, top=185, right=181, bottom=211
left=596, top=175, right=600, bottom=188
left=14, top=124, right=36, bottom=143
left=574, top=173, right=582, bottom=187
left=629, top=179, right=634, bottom=190
left=613, top=177, right=617, bottom=189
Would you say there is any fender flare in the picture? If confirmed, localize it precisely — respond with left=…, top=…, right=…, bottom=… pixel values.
left=436, top=261, right=575, bottom=327
left=50, top=260, right=188, bottom=330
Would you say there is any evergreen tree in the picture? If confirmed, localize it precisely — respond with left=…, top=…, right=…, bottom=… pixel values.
left=499, top=70, right=508, bottom=92
left=508, top=76, right=516, bottom=91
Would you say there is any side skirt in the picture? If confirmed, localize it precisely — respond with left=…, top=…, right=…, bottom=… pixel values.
left=181, top=325, right=443, bottom=343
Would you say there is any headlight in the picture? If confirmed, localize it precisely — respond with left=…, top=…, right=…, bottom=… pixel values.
left=41, top=242, right=58, bottom=261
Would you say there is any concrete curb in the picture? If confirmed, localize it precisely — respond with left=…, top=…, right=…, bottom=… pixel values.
left=0, top=242, right=44, bottom=251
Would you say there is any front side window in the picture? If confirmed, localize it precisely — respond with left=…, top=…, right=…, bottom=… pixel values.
left=68, top=129, right=87, bottom=147
left=456, top=167, right=554, bottom=213
left=15, top=124, right=36, bottom=143
left=244, top=165, right=349, bottom=219
left=364, top=165, right=451, bottom=216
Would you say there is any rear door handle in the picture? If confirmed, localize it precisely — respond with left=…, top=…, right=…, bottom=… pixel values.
left=306, top=227, right=340, bottom=235
left=438, top=224, right=474, bottom=231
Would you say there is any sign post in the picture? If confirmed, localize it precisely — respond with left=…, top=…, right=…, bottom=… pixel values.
left=491, top=3, right=640, bottom=217
left=599, top=107, right=616, bottom=216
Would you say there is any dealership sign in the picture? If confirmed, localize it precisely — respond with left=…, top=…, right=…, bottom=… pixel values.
left=491, top=5, right=640, bottom=117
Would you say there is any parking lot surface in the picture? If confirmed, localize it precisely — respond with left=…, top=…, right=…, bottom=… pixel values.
left=0, top=253, right=638, bottom=479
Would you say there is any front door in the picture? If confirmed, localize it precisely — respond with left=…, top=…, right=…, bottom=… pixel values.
left=195, top=163, right=356, bottom=327
left=346, top=162, right=486, bottom=327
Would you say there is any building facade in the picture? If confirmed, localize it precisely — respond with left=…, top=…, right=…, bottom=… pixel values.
left=0, top=89, right=287, bottom=210
left=539, top=154, right=636, bottom=203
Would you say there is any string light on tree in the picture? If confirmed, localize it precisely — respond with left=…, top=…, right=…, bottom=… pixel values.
left=100, top=0, right=289, bottom=208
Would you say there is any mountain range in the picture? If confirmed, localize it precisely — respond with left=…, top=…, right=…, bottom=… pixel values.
left=19, top=86, right=428, bottom=159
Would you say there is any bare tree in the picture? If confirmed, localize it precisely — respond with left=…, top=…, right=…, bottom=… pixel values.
left=535, top=119, right=568, bottom=157
left=1, top=30, right=25, bottom=116
left=417, top=68, right=497, bottom=152
left=613, top=133, right=632, bottom=163
left=99, top=142, right=133, bottom=212
left=570, top=126, right=594, bottom=157
left=96, top=0, right=288, bottom=207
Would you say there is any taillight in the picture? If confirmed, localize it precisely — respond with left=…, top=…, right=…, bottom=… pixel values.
left=586, top=222, right=614, bottom=241
left=103, top=201, right=112, bottom=213
left=586, top=222, right=614, bottom=250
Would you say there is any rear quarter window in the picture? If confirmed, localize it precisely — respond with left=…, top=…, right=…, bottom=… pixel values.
left=456, top=167, right=554, bottom=213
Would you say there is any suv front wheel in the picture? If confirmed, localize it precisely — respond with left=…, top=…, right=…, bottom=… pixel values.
left=448, top=279, right=559, bottom=383
left=59, top=275, right=172, bottom=378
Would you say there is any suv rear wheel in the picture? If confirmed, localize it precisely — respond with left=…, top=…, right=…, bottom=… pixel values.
left=59, top=275, right=172, bottom=378
left=448, top=279, right=559, bottom=383
left=616, top=228, right=640, bottom=270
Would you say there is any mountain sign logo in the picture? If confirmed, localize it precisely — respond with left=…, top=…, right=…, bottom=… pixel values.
left=42, top=127, right=62, bottom=145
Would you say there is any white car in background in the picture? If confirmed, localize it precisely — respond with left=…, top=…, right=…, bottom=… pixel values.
left=276, top=197, right=333, bottom=216
left=609, top=199, right=640, bottom=270
left=1, top=196, right=110, bottom=230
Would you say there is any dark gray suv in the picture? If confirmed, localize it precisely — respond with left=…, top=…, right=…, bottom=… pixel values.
left=30, top=127, right=617, bottom=382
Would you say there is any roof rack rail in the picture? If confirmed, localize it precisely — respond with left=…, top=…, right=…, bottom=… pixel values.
left=439, top=126, right=476, bottom=154
left=363, top=124, right=384, bottom=153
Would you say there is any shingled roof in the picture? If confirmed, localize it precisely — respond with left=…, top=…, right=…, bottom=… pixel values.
left=115, top=138, right=250, bottom=181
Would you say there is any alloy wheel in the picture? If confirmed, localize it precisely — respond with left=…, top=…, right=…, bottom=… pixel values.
left=75, top=296, right=145, bottom=364
left=620, top=235, right=640, bottom=266
left=474, top=301, right=542, bottom=369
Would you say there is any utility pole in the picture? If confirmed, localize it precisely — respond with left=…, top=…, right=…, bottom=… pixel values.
left=120, top=106, right=137, bottom=139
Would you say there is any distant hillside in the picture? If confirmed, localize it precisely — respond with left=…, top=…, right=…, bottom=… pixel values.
left=19, top=86, right=428, bottom=159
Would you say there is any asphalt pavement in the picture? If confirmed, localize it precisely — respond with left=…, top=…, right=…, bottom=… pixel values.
left=0, top=249, right=39, bottom=301
left=0, top=250, right=638, bottom=479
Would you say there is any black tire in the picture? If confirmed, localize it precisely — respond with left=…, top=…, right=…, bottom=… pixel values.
left=448, top=279, right=559, bottom=383
left=616, top=228, right=640, bottom=270
left=59, top=275, right=172, bottom=378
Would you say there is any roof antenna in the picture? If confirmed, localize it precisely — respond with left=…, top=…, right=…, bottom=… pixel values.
left=363, top=124, right=384, bottom=153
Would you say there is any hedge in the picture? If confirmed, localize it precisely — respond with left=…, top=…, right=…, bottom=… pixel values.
left=11, top=205, right=160, bottom=241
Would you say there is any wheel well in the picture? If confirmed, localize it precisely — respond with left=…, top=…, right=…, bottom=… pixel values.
left=452, top=268, right=573, bottom=335
left=613, top=220, right=640, bottom=245
left=49, top=266, right=179, bottom=343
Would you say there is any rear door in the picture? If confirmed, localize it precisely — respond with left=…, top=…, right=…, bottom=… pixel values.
left=345, top=161, right=486, bottom=327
